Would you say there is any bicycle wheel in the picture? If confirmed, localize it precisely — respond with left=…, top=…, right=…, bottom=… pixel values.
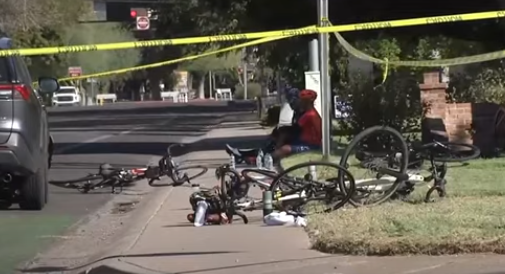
left=217, top=165, right=242, bottom=200
left=339, top=126, right=409, bottom=207
left=424, top=142, right=480, bottom=162
left=49, top=174, right=103, bottom=193
left=171, top=165, right=208, bottom=185
left=269, top=161, right=356, bottom=215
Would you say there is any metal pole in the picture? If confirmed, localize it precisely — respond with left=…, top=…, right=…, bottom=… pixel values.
left=318, top=0, right=331, bottom=159
left=309, top=39, right=319, bottom=71
left=208, top=71, right=213, bottom=99
left=90, top=79, right=94, bottom=106
left=243, top=63, right=248, bottom=100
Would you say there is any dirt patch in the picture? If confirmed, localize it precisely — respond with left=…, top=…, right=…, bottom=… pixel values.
left=110, top=201, right=139, bottom=214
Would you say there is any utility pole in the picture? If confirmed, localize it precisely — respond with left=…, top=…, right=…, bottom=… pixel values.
left=243, top=63, right=248, bottom=100
left=318, top=0, right=331, bottom=159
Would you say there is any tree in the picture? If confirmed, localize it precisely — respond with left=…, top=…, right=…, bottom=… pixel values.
left=62, top=22, right=141, bottom=98
left=62, top=23, right=140, bottom=79
left=146, top=0, right=248, bottom=100
left=4, top=0, right=88, bottom=79
left=179, top=51, right=241, bottom=98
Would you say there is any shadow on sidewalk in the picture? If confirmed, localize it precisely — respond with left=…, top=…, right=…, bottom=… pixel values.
left=53, top=135, right=267, bottom=157
left=19, top=251, right=239, bottom=273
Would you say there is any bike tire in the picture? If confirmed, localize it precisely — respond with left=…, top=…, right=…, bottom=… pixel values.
left=219, top=167, right=241, bottom=201
left=339, top=126, right=409, bottom=207
left=423, top=142, right=480, bottom=162
left=49, top=174, right=102, bottom=189
left=269, top=161, right=356, bottom=214
left=171, top=165, right=208, bottom=186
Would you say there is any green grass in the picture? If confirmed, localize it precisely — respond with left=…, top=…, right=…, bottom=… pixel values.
left=281, top=152, right=505, bottom=255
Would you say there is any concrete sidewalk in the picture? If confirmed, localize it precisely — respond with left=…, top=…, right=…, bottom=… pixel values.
left=85, top=125, right=505, bottom=274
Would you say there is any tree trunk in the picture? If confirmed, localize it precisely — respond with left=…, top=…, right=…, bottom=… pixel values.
left=148, top=69, right=162, bottom=101
left=197, top=74, right=205, bottom=99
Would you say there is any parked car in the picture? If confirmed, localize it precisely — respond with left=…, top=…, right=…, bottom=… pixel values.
left=52, top=85, right=81, bottom=107
left=0, top=36, right=59, bottom=210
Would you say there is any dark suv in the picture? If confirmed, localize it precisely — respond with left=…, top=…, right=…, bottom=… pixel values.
left=0, top=37, right=59, bottom=210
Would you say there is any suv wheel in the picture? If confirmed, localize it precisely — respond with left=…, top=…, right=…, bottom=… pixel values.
left=19, top=166, right=47, bottom=210
left=44, top=166, right=49, bottom=204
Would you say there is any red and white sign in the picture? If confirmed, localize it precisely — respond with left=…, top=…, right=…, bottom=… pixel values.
left=68, top=66, right=82, bottom=77
left=136, top=16, right=150, bottom=30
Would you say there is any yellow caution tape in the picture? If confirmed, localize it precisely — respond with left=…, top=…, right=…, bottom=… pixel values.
left=328, top=19, right=505, bottom=67
left=5, top=10, right=505, bottom=57
left=57, top=26, right=313, bottom=82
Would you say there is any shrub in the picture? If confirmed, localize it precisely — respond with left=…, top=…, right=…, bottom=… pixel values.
left=336, top=71, right=422, bottom=138
left=234, top=82, right=262, bottom=99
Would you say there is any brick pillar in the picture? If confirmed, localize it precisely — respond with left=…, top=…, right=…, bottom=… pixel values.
left=419, top=72, right=447, bottom=119
left=419, top=71, right=473, bottom=144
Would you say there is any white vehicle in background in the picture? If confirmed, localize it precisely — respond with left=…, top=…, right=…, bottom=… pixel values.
left=52, top=86, right=81, bottom=107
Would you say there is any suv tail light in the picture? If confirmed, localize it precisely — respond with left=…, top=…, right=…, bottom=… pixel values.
left=0, top=84, right=30, bottom=100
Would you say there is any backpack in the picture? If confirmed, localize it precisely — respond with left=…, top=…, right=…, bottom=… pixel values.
left=189, top=188, right=225, bottom=215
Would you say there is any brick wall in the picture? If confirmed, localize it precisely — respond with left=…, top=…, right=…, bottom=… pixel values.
left=419, top=72, right=500, bottom=156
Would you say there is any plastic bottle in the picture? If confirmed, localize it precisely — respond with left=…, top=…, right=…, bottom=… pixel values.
left=230, top=154, right=236, bottom=169
left=256, top=150, right=264, bottom=169
left=193, top=200, right=208, bottom=227
left=264, top=153, right=274, bottom=170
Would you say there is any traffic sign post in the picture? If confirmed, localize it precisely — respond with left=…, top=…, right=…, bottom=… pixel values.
left=68, top=66, right=82, bottom=77
left=136, top=16, right=150, bottom=31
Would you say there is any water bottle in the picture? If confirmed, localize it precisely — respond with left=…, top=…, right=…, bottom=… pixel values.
left=264, top=153, right=274, bottom=171
left=256, top=150, right=264, bottom=169
left=194, top=200, right=208, bottom=227
left=230, top=154, right=236, bottom=169
left=308, top=165, right=317, bottom=181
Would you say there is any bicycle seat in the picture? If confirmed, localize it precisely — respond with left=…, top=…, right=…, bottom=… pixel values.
left=225, top=144, right=258, bottom=158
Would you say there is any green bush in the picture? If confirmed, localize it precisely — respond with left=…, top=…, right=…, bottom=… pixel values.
left=234, top=82, right=262, bottom=99
left=336, top=71, right=422, bottom=138
left=449, top=66, right=505, bottom=104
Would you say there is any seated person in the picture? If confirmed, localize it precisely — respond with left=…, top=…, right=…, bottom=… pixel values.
left=226, top=87, right=304, bottom=160
left=272, top=89, right=322, bottom=160
left=267, top=87, right=303, bottom=151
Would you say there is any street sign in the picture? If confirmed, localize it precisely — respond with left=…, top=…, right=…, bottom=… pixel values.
left=136, top=16, right=150, bottom=30
left=68, top=66, right=82, bottom=77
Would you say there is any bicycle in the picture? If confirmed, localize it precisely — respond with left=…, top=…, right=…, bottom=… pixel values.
left=49, top=164, right=147, bottom=194
left=145, top=144, right=208, bottom=186
left=339, top=125, right=481, bottom=206
left=217, top=161, right=356, bottom=216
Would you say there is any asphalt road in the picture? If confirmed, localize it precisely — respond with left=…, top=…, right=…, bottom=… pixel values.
left=0, top=101, right=258, bottom=273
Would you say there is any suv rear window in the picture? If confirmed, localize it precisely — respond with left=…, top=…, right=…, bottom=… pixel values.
left=0, top=57, right=11, bottom=83
left=0, top=57, right=13, bottom=100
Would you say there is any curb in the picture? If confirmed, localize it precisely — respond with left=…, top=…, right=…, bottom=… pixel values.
left=68, top=124, right=266, bottom=273
left=65, top=147, right=201, bottom=274
left=22, top=120, right=265, bottom=274
left=66, top=127, right=226, bottom=273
